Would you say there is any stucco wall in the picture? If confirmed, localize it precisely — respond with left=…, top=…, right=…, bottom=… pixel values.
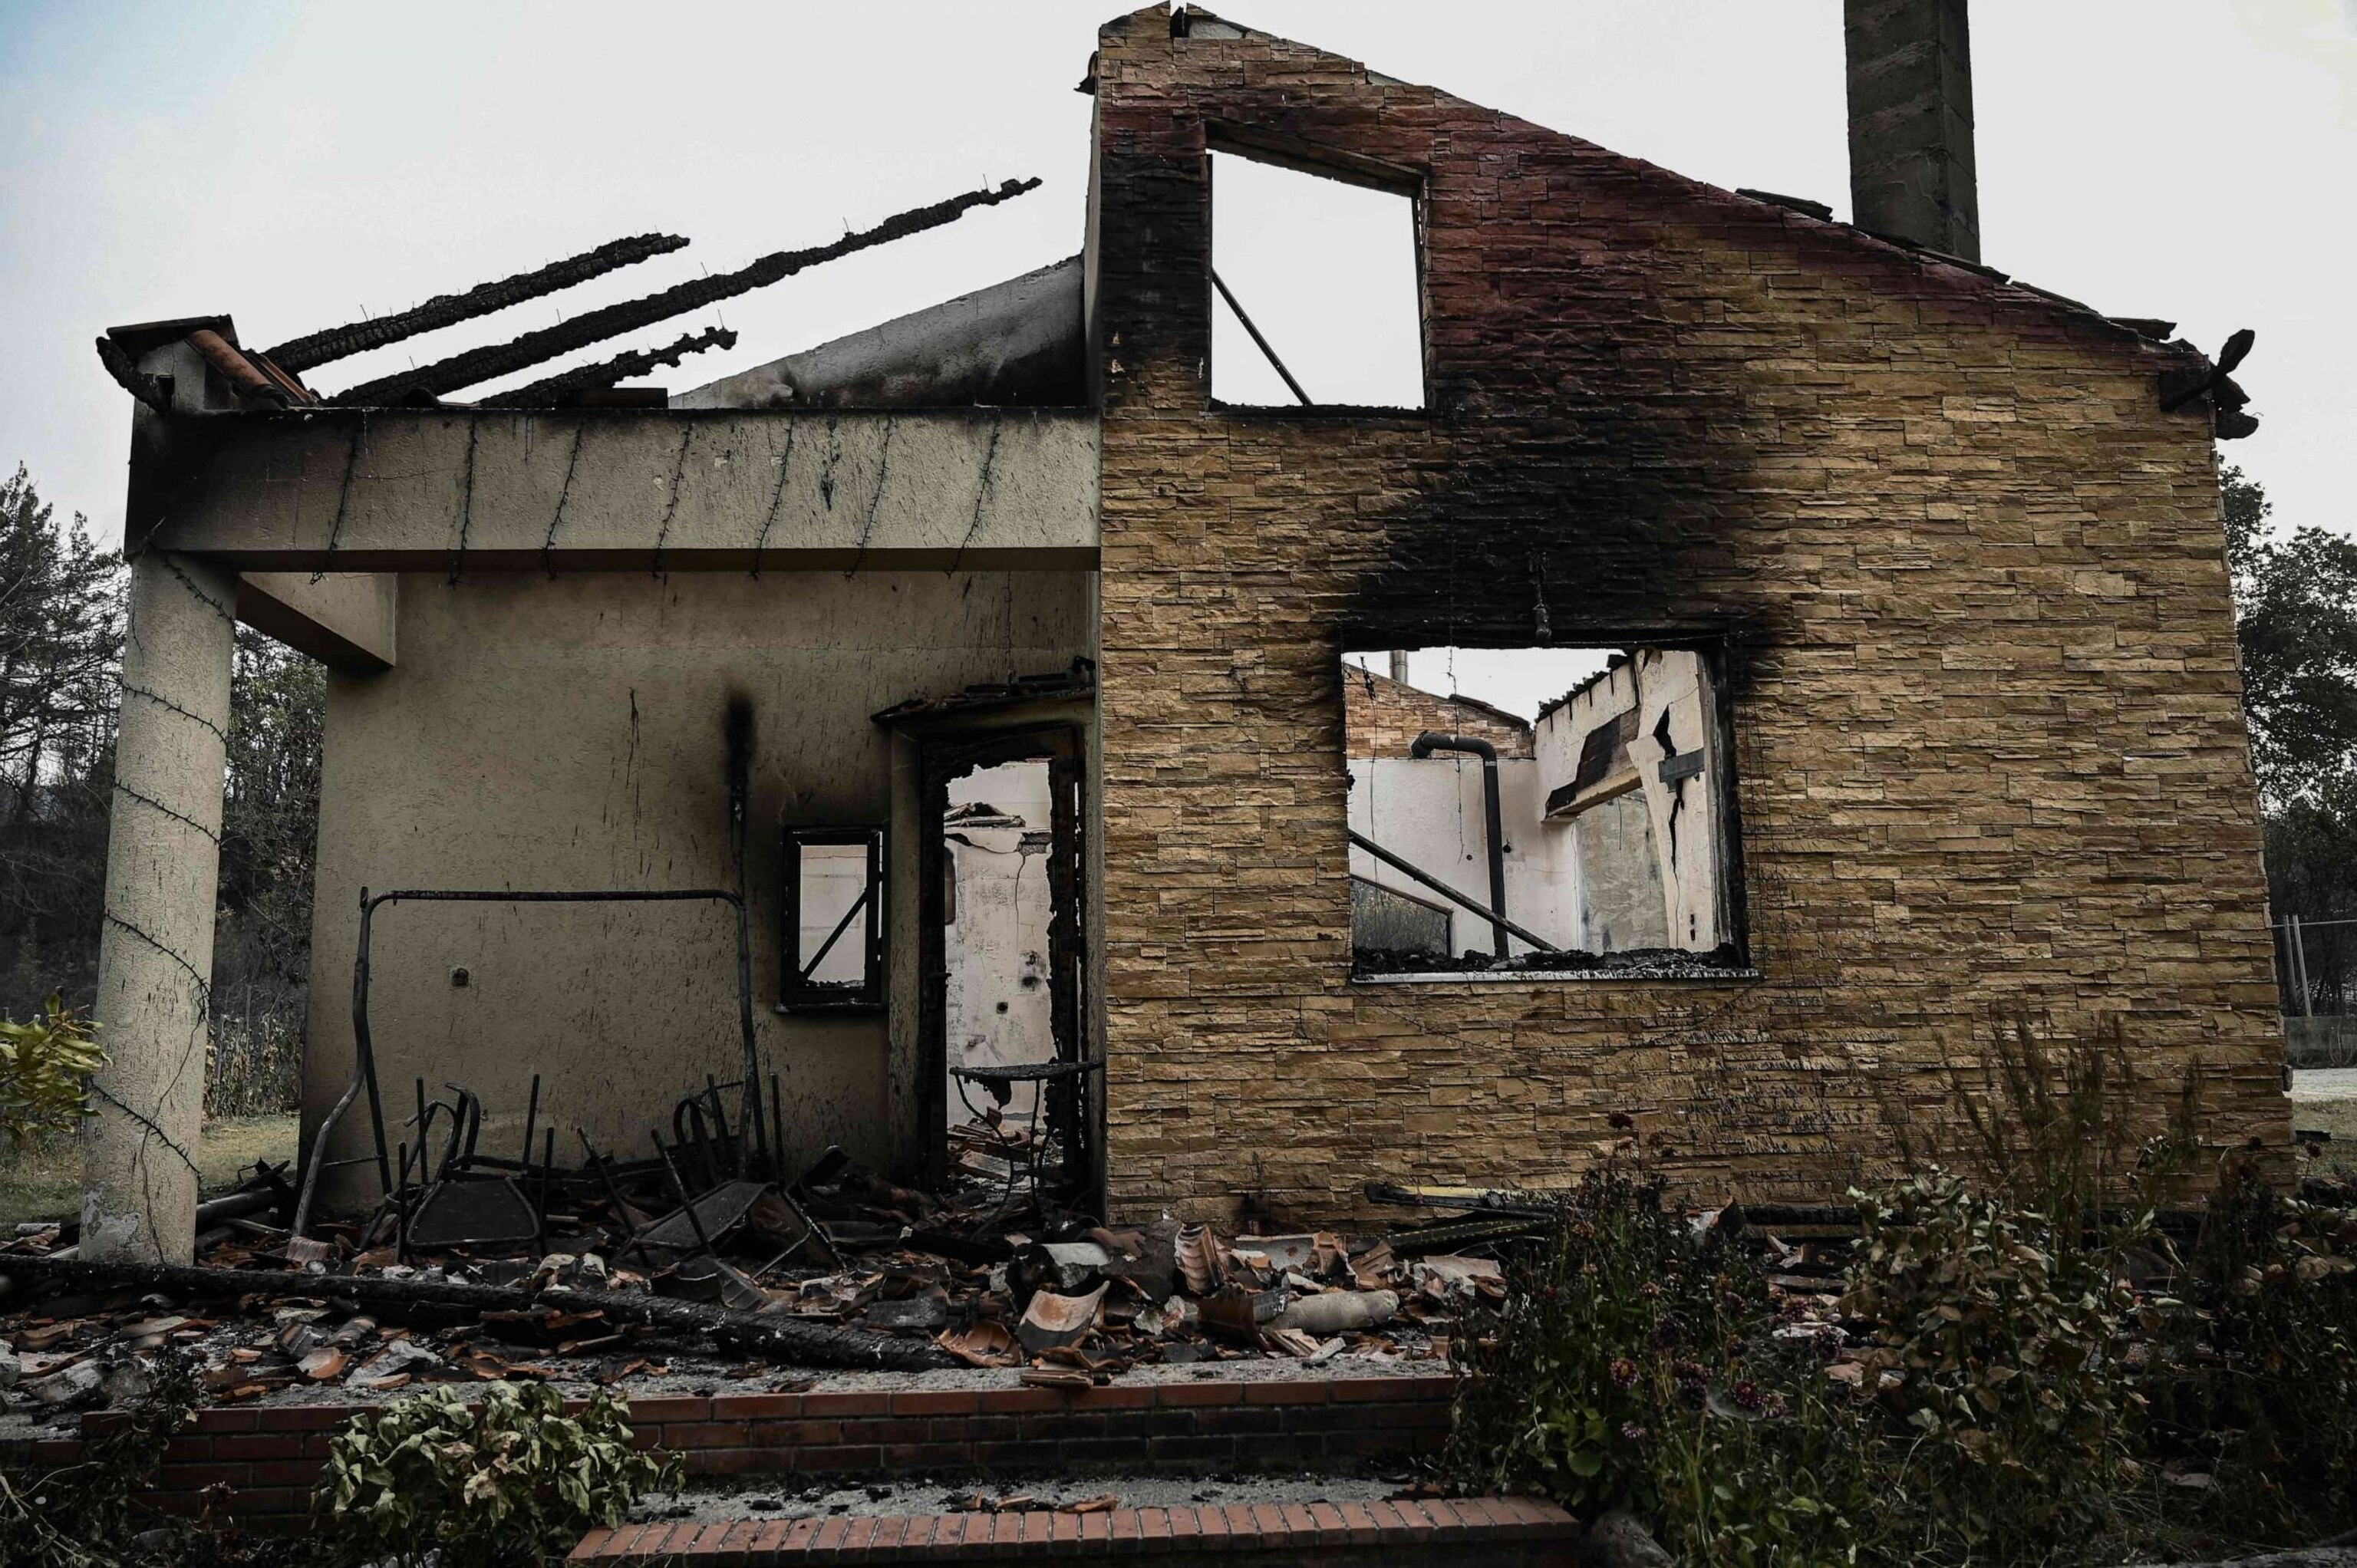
left=1089, top=9, right=2288, bottom=1222
left=302, top=568, right=1089, bottom=1204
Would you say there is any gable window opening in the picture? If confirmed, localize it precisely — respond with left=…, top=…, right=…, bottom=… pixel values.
left=1209, top=149, right=1423, bottom=408
left=1343, top=644, right=1747, bottom=980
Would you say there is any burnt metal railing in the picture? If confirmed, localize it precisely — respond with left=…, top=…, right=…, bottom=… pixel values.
left=292, top=885, right=760, bottom=1239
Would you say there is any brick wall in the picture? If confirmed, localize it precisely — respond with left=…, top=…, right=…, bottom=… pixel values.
left=1342, top=667, right=1534, bottom=759
left=0, top=1377, right=1455, bottom=1530
left=1090, top=5, right=2287, bottom=1222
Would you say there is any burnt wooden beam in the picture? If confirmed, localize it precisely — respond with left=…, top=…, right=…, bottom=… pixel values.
left=0, top=1253, right=954, bottom=1371
left=264, top=232, right=691, bottom=374
left=332, top=178, right=1043, bottom=407
left=480, top=326, right=739, bottom=409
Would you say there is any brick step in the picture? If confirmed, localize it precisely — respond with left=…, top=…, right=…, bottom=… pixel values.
left=571, top=1497, right=1578, bottom=1563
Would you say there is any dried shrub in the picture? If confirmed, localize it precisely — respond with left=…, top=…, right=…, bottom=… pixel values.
left=1442, top=1164, right=1884, bottom=1564
left=0, top=1350, right=197, bottom=1568
left=203, top=1012, right=304, bottom=1118
left=1439, top=1015, right=2357, bottom=1566
left=1840, top=1170, right=2137, bottom=1553
left=2148, top=1155, right=2357, bottom=1540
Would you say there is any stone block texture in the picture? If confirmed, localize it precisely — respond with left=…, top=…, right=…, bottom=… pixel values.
left=1090, top=5, right=2286, bottom=1222
left=1343, top=667, right=1535, bottom=759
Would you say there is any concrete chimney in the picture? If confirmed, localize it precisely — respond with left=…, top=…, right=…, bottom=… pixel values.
left=1844, top=0, right=1980, bottom=261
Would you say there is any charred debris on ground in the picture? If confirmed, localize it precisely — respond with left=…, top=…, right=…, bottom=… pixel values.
left=1, top=1082, right=1518, bottom=1419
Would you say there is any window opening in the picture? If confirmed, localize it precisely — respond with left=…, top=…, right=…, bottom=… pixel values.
left=1342, top=645, right=1745, bottom=978
left=1210, top=150, right=1422, bottom=407
left=782, top=825, right=883, bottom=1010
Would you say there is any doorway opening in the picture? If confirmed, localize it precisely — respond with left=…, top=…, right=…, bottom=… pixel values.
left=942, top=760, right=1055, bottom=1122
left=916, top=726, right=1093, bottom=1203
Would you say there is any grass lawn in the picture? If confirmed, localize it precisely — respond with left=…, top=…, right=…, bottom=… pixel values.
left=0, top=1112, right=300, bottom=1228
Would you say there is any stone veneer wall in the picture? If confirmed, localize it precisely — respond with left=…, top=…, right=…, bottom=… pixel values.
left=1341, top=667, right=1535, bottom=759
left=1088, top=5, right=2286, bottom=1221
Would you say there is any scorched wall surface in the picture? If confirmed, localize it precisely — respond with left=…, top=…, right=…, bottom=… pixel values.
left=300, top=569, right=1090, bottom=1203
left=1087, top=8, right=2287, bottom=1222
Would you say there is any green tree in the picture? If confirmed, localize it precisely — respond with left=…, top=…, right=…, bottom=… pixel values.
left=208, top=626, right=324, bottom=1112
left=0, top=464, right=122, bottom=1013
left=2222, top=465, right=2357, bottom=804
left=0, top=461, right=325, bottom=1110
left=2222, top=465, right=2357, bottom=1010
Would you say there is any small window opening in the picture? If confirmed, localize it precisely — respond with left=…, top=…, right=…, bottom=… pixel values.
left=1342, top=646, right=1744, bottom=979
left=783, top=825, right=883, bottom=1010
left=1211, top=151, right=1422, bottom=407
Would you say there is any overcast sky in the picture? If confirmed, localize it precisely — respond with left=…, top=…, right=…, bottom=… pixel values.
left=4, top=2, right=2351, bottom=633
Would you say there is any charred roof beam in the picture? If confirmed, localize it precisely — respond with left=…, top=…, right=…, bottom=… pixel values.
left=331, top=178, right=1043, bottom=408
left=480, top=326, right=738, bottom=409
left=263, top=232, right=691, bottom=374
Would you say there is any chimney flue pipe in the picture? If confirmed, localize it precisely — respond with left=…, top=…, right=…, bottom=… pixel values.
left=1410, top=731, right=1510, bottom=960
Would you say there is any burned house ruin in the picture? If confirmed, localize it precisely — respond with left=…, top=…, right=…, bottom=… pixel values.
left=81, top=2, right=2287, bottom=1263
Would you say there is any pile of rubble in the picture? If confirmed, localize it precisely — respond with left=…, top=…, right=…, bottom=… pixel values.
left=2, top=1131, right=1527, bottom=1416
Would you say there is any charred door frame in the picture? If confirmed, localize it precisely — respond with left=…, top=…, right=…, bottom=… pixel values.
left=915, top=724, right=1093, bottom=1198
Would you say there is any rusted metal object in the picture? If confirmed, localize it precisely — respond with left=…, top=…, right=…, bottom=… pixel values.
left=264, top=232, right=691, bottom=373
left=331, top=177, right=1043, bottom=407
left=478, top=324, right=737, bottom=408
left=187, top=328, right=292, bottom=407
left=1409, top=731, right=1510, bottom=958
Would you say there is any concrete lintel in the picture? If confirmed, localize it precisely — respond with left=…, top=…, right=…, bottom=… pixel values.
left=236, top=572, right=396, bottom=671
left=137, top=407, right=1099, bottom=572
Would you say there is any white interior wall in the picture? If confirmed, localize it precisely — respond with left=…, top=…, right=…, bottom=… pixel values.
left=1630, top=651, right=1724, bottom=951
left=1532, top=649, right=1724, bottom=954
left=942, top=759, right=1055, bottom=1122
left=1347, top=756, right=1579, bottom=958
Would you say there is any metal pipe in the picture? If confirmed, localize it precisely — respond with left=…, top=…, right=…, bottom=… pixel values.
left=580, top=1128, right=654, bottom=1267
left=520, top=1073, right=541, bottom=1168
left=536, top=1127, right=555, bottom=1257
left=351, top=886, right=757, bottom=1203
left=394, top=1140, right=410, bottom=1267
left=351, top=887, right=394, bottom=1199
left=1409, top=732, right=1511, bottom=958
left=1346, top=830, right=1561, bottom=954
left=289, top=1063, right=365, bottom=1240
left=1210, top=269, right=1312, bottom=406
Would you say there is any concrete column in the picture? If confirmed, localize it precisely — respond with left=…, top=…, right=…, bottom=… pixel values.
left=81, top=551, right=237, bottom=1263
